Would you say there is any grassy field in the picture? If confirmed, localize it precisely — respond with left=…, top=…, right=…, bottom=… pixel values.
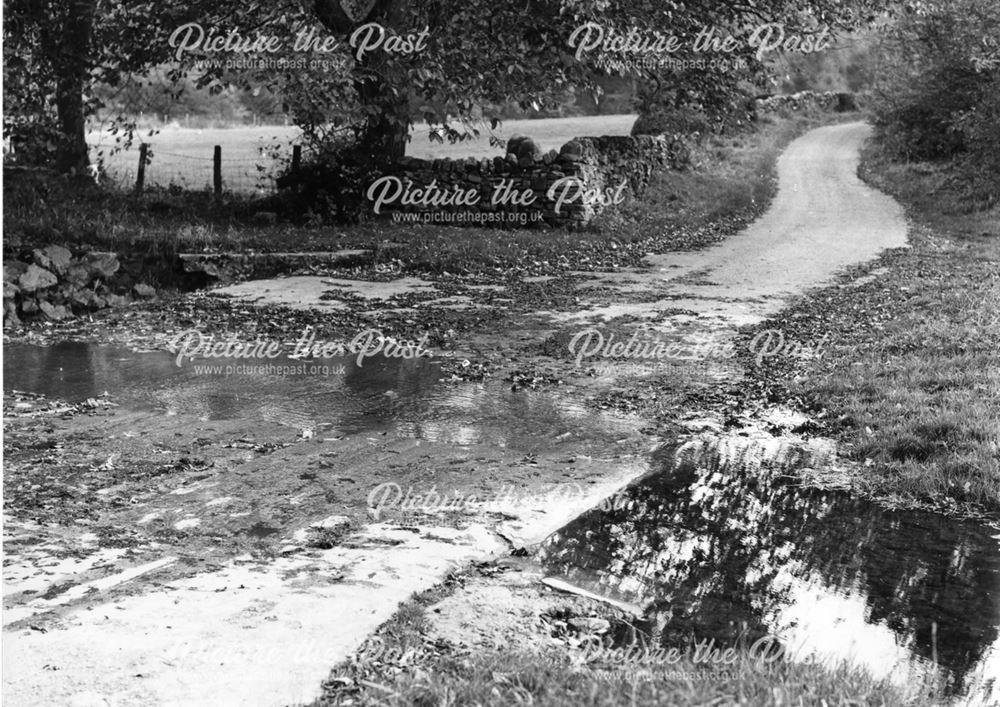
left=739, top=145, right=1000, bottom=516
left=86, top=115, right=637, bottom=194
left=88, top=125, right=295, bottom=193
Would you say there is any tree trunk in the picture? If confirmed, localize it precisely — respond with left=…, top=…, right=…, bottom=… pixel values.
left=315, top=0, right=410, bottom=165
left=354, top=78, right=409, bottom=164
left=53, top=0, right=97, bottom=175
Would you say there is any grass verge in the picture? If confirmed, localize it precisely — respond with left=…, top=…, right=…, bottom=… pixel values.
left=339, top=649, right=924, bottom=707
left=737, top=141, right=1000, bottom=517
left=310, top=568, right=932, bottom=707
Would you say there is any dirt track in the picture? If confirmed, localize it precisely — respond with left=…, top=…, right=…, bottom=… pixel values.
left=3, top=122, right=911, bottom=707
left=560, top=121, right=909, bottom=327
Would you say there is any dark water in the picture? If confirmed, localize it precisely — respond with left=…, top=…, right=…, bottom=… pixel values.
left=2, top=342, right=630, bottom=446
left=540, top=437, right=1000, bottom=701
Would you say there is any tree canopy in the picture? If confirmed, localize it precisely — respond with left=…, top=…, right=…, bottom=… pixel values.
left=3, top=0, right=889, bottom=172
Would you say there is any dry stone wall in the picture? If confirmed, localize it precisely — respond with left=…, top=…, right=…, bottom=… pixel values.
left=754, top=90, right=858, bottom=114
left=369, top=133, right=680, bottom=228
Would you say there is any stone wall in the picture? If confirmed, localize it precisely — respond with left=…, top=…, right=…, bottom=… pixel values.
left=754, top=90, right=858, bottom=114
left=369, top=133, right=682, bottom=228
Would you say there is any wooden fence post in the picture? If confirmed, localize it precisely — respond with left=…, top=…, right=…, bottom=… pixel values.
left=213, top=145, right=222, bottom=199
left=135, top=143, right=147, bottom=195
left=292, top=144, right=302, bottom=176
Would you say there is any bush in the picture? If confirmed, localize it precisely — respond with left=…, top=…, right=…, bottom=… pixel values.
left=871, top=0, right=1000, bottom=169
left=953, top=74, right=1000, bottom=176
left=3, top=114, right=63, bottom=167
left=271, top=134, right=372, bottom=224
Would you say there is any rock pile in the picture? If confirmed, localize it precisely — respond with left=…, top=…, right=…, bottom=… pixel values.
left=3, top=246, right=154, bottom=326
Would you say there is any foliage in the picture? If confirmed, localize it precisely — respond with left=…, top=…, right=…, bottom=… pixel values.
left=775, top=32, right=881, bottom=94
left=622, top=0, right=887, bottom=135
left=90, top=68, right=286, bottom=127
left=2, top=0, right=306, bottom=168
left=307, top=0, right=888, bottom=149
left=870, top=0, right=1000, bottom=174
left=4, top=0, right=890, bottom=172
left=4, top=0, right=188, bottom=166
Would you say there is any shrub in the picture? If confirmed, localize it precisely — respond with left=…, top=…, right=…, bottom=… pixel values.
left=871, top=0, right=1000, bottom=168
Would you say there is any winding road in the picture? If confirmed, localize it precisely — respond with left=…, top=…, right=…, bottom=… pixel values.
left=563, top=121, right=909, bottom=327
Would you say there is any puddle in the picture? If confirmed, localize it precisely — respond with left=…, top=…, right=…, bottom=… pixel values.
left=3, top=342, right=634, bottom=446
left=539, top=437, right=1000, bottom=701
left=3, top=341, right=440, bottom=433
left=246, top=522, right=280, bottom=539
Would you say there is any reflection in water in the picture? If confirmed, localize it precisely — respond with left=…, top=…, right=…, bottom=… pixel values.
left=540, top=437, right=1000, bottom=701
left=3, top=343, right=636, bottom=448
left=3, top=342, right=440, bottom=432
